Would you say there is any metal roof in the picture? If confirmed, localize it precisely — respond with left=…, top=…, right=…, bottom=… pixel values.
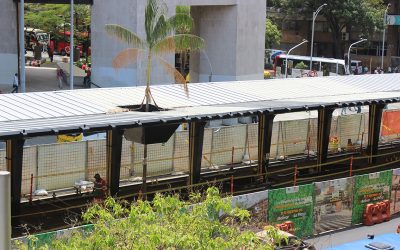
left=0, top=74, right=399, bottom=138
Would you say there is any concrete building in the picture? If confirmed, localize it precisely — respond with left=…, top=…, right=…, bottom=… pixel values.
left=91, top=0, right=266, bottom=87
left=0, top=0, right=18, bottom=86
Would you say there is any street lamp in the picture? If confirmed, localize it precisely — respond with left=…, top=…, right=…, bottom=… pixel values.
left=69, top=0, right=74, bottom=90
left=310, top=3, right=327, bottom=71
left=285, top=39, right=308, bottom=78
left=347, top=39, right=367, bottom=74
left=19, top=0, right=26, bottom=93
left=381, top=3, right=391, bottom=69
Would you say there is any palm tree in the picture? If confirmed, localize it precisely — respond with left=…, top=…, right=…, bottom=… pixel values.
left=105, top=0, right=205, bottom=111
left=106, top=0, right=204, bottom=197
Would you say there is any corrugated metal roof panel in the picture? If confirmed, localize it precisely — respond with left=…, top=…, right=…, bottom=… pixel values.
left=0, top=74, right=398, bottom=137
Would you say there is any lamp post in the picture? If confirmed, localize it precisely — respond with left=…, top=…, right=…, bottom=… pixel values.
left=19, top=0, right=26, bottom=93
left=381, top=3, right=391, bottom=69
left=69, top=0, right=74, bottom=90
left=202, top=50, right=213, bottom=82
left=347, top=39, right=367, bottom=74
left=285, top=39, right=308, bottom=78
left=310, top=3, right=327, bottom=71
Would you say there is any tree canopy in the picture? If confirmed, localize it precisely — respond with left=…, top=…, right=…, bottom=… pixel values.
left=17, top=187, right=283, bottom=250
left=270, top=0, right=385, bottom=58
left=25, top=4, right=91, bottom=42
left=265, top=18, right=281, bottom=49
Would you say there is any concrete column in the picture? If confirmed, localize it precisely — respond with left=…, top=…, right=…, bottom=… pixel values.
left=190, top=0, right=265, bottom=82
left=0, top=1, right=18, bottom=87
left=0, top=171, right=11, bottom=250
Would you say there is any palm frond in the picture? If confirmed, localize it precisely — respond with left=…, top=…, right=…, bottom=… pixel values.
left=153, top=34, right=205, bottom=55
left=168, top=13, right=194, bottom=34
left=105, top=24, right=145, bottom=48
left=150, top=15, right=169, bottom=47
left=112, top=48, right=144, bottom=69
left=157, top=57, right=188, bottom=95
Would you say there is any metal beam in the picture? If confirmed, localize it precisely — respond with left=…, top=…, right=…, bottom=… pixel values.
left=257, top=113, right=275, bottom=182
left=13, top=0, right=93, bottom=4
left=6, top=137, right=25, bottom=215
left=189, top=121, right=206, bottom=186
left=367, top=104, right=385, bottom=164
left=317, top=108, right=334, bottom=171
left=106, top=128, right=123, bottom=197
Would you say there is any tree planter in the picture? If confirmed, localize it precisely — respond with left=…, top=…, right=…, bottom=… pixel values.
left=124, top=123, right=180, bottom=144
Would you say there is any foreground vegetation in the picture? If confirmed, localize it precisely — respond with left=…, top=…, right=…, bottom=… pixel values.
left=16, top=187, right=282, bottom=249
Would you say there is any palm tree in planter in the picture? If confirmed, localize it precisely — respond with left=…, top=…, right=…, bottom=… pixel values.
left=106, top=0, right=204, bottom=111
left=106, top=0, right=204, bottom=196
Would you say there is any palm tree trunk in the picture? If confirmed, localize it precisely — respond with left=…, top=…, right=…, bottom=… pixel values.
left=143, top=51, right=152, bottom=200
left=145, top=51, right=152, bottom=112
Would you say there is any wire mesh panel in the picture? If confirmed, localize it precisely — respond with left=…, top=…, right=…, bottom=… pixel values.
left=201, top=128, right=213, bottom=169
left=209, top=125, right=247, bottom=166
left=247, top=124, right=259, bottom=161
left=0, top=148, right=6, bottom=171
left=131, top=134, right=175, bottom=177
left=21, top=146, right=37, bottom=196
left=337, top=113, right=366, bottom=149
left=173, top=130, right=189, bottom=173
left=119, top=138, right=132, bottom=181
left=278, top=119, right=310, bottom=157
left=37, top=141, right=87, bottom=191
left=87, top=139, right=107, bottom=183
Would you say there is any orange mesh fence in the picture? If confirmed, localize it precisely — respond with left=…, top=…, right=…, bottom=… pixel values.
left=382, top=110, right=400, bottom=136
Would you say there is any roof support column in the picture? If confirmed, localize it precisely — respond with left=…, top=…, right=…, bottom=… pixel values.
left=367, top=104, right=385, bottom=164
left=6, top=137, right=25, bottom=217
left=189, top=121, right=206, bottom=186
left=258, top=113, right=275, bottom=183
left=106, top=127, right=124, bottom=197
left=317, top=107, right=334, bottom=171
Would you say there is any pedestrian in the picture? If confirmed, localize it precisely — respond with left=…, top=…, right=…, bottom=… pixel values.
left=56, top=69, right=63, bottom=89
left=12, top=73, right=18, bottom=93
left=388, top=66, right=392, bottom=73
left=374, top=67, right=378, bottom=74
left=48, top=41, right=54, bottom=63
left=83, top=63, right=91, bottom=88
left=92, top=173, right=107, bottom=202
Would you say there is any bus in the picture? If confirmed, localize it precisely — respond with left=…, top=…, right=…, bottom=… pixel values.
left=273, top=54, right=346, bottom=78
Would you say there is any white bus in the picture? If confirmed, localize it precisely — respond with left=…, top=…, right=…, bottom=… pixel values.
left=273, top=54, right=346, bottom=78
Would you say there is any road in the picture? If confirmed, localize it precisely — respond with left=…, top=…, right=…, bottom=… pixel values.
left=308, top=216, right=400, bottom=249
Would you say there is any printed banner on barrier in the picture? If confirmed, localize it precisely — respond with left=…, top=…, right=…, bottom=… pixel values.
left=352, top=170, right=392, bottom=224
left=314, top=178, right=354, bottom=234
left=268, top=184, right=314, bottom=237
left=232, top=190, right=268, bottom=222
left=391, top=168, right=400, bottom=215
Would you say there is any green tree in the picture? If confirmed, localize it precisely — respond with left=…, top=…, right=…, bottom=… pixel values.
left=270, top=0, right=385, bottom=58
left=25, top=4, right=91, bottom=43
left=265, top=18, right=281, bottom=49
left=18, top=187, right=283, bottom=249
left=105, top=0, right=204, bottom=110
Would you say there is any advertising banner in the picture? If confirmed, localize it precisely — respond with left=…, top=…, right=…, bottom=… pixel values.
left=391, top=168, right=400, bottom=215
left=232, top=190, right=268, bottom=222
left=314, top=178, right=354, bottom=234
left=352, top=170, right=392, bottom=224
left=268, top=184, right=314, bottom=237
